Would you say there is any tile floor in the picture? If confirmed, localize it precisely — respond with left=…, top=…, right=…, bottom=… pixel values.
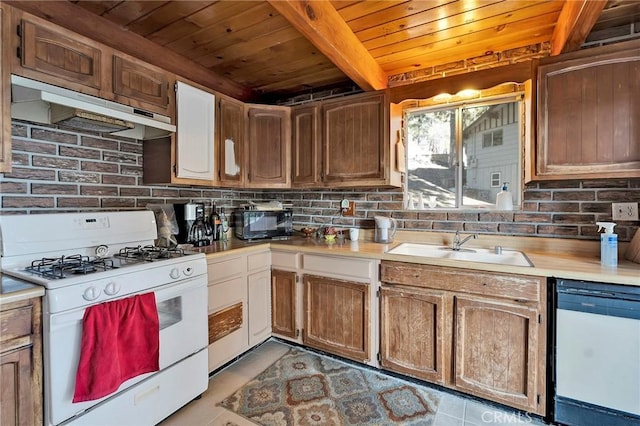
left=162, top=340, right=548, bottom=426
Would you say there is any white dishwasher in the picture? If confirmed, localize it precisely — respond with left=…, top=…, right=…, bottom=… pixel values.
left=555, top=279, right=640, bottom=426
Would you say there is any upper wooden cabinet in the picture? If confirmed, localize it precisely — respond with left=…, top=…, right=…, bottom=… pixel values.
left=291, top=91, right=403, bottom=188
left=112, top=55, right=172, bottom=116
left=18, top=17, right=104, bottom=94
left=1, top=5, right=11, bottom=173
left=245, top=104, right=291, bottom=188
left=218, top=96, right=245, bottom=187
left=12, top=9, right=175, bottom=119
left=291, top=104, right=321, bottom=187
left=536, top=39, right=640, bottom=180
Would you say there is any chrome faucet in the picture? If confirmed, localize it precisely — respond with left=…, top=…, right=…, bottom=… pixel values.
left=452, top=231, right=478, bottom=251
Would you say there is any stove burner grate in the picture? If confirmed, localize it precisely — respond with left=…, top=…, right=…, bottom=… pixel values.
left=115, top=245, right=185, bottom=261
left=26, top=254, right=117, bottom=279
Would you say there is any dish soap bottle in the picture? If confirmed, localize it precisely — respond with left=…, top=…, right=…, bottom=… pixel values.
left=495, top=182, right=513, bottom=210
left=596, top=222, right=618, bottom=267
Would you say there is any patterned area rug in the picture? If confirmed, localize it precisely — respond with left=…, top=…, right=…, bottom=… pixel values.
left=218, top=347, right=441, bottom=425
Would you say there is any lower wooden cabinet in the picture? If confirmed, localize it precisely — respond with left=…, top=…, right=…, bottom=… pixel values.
left=271, top=269, right=298, bottom=339
left=380, top=261, right=546, bottom=415
left=379, top=285, right=447, bottom=384
left=303, top=274, right=369, bottom=363
left=454, top=295, right=540, bottom=411
left=0, top=297, right=42, bottom=426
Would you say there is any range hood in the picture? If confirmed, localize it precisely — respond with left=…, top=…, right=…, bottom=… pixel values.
left=11, top=75, right=176, bottom=140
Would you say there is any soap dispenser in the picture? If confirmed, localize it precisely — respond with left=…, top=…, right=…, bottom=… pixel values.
left=495, top=182, right=513, bottom=210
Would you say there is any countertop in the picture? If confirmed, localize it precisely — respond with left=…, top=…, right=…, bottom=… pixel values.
left=193, top=232, right=640, bottom=286
left=0, top=273, right=45, bottom=305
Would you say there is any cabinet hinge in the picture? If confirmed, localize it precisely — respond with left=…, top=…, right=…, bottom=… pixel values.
left=377, top=352, right=382, bottom=362
left=376, top=288, right=381, bottom=298
left=295, top=274, right=300, bottom=283
left=173, top=164, right=177, bottom=174
left=174, top=82, right=178, bottom=92
left=537, top=394, right=540, bottom=405
left=16, top=24, right=21, bottom=37
left=296, top=329, right=300, bottom=337
left=538, top=314, right=541, bottom=324
left=378, top=263, right=382, bottom=281
left=16, top=46, right=21, bottom=60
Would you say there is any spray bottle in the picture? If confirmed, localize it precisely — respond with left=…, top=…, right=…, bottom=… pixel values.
left=596, top=222, right=618, bottom=267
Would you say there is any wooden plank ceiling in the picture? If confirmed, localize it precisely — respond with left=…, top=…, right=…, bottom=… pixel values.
left=9, top=0, right=638, bottom=102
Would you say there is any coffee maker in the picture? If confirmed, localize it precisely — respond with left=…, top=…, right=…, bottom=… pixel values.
left=175, top=203, right=208, bottom=245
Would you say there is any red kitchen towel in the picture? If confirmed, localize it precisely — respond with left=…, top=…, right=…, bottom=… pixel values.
left=73, top=293, right=160, bottom=403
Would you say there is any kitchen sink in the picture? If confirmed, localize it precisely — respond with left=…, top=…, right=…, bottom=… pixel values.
left=386, top=243, right=533, bottom=267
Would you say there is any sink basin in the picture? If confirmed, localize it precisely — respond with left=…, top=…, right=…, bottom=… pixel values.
left=386, top=243, right=533, bottom=267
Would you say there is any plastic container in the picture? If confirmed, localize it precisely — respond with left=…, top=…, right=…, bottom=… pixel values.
left=596, top=221, right=618, bottom=267
left=495, top=182, right=513, bottom=210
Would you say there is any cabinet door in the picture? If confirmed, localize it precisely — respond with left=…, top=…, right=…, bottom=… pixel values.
left=0, top=5, right=11, bottom=173
left=218, top=97, right=245, bottom=186
left=175, top=81, right=215, bottom=181
left=454, top=295, right=540, bottom=413
left=322, top=92, right=388, bottom=186
left=380, top=285, right=447, bottom=384
left=248, top=269, right=272, bottom=346
left=0, top=347, right=34, bottom=426
left=303, top=274, right=369, bottom=363
left=537, top=42, right=640, bottom=179
left=291, top=104, right=321, bottom=186
left=246, top=105, right=290, bottom=187
left=112, top=55, right=172, bottom=115
left=19, top=18, right=103, bottom=93
left=271, top=269, right=298, bottom=340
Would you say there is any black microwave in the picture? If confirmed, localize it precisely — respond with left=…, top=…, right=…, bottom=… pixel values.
left=234, top=209, right=293, bottom=240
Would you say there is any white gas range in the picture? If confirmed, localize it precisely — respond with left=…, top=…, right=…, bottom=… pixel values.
left=0, top=210, right=208, bottom=426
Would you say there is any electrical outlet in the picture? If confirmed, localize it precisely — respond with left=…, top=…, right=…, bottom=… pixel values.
left=343, top=201, right=355, bottom=216
left=612, top=202, right=639, bottom=221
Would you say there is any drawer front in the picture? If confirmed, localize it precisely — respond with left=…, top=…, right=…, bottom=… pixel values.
left=207, top=255, right=244, bottom=284
left=207, top=276, right=245, bottom=312
left=208, top=302, right=243, bottom=344
left=303, top=254, right=373, bottom=281
left=0, top=305, right=32, bottom=344
left=381, top=261, right=541, bottom=302
left=247, top=250, right=270, bottom=272
left=271, top=251, right=299, bottom=270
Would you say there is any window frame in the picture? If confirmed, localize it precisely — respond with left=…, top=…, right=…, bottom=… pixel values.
left=404, top=92, right=525, bottom=210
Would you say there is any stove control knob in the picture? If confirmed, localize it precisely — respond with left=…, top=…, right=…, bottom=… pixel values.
left=170, top=268, right=181, bottom=280
left=104, top=281, right=120, bottom=296
left=183, top=267, right=194, bottom=277
left=95, top=244, right=110, bottom=257
left=83, top=287, right=101, bottom=301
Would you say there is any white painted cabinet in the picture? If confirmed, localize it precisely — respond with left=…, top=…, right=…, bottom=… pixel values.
left=175, top=81, right=215, bottom=180
left=247, top=251, right=272, bottom=346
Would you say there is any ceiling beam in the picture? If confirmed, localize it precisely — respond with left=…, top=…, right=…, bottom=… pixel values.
left=267, top=0, right=387, bottom=91
left=550, top=0, right=607, bottom=55
left=5, top=1, right=255, bottom=101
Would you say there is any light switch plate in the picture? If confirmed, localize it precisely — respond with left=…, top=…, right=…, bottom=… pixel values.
left=612, top=202, right=639, bottom=221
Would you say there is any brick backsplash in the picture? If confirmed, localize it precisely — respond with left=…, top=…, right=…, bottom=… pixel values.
left=1, top=120, right=639, bottom=242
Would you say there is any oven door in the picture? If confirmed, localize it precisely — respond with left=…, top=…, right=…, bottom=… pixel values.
left=45, top=276, right=207, bottom=426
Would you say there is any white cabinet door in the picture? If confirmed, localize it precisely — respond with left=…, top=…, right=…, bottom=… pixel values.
left=248, top=269, right=272, bottom=346
left=176, top=81, right=215, bottom=180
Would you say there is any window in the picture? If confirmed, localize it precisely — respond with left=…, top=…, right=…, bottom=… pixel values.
left=482, top=130, right=503, bottom=148
left=490, top=172, right=501, bottom=187
left=405, top=94, right=523, bottom=209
